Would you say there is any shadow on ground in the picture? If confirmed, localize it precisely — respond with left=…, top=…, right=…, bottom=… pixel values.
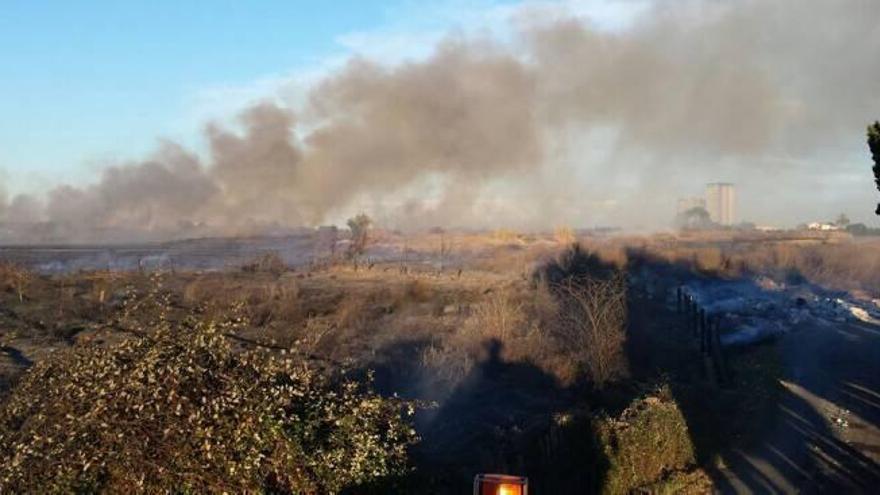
left=359, top=338, right=607, bottom=494
left=624, top=250, right=880, bottom=493
left=354, top=246, right=880, bottom=493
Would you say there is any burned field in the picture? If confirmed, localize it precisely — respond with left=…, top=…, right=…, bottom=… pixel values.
left=1, top=231, right=879, bottom=493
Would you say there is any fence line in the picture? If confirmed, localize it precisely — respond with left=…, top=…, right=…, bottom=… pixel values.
left=676, top=287, right=729, bottom=386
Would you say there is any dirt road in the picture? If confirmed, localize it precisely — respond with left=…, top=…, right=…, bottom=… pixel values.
left=715, top=320, right=880, bottom=493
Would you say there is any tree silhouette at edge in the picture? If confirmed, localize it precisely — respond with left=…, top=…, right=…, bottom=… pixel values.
left=869, top=121, right=880, bottom=215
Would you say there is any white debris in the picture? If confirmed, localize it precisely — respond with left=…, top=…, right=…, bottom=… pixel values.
left=677, top=273, right=880, bottom=349
left=848, top=306, right=872, bottom=323
left=829, top=298, right=878, bottom=323
left=755, top=276, right=783, bottom=291
left=831, top=408, right=851, bottom=429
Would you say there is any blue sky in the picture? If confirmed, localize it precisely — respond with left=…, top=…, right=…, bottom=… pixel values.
left=0, top=0, right=405, bottom=191
left=3, top=0, right=564, bottom=192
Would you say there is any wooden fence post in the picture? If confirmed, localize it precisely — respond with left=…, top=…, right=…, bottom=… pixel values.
left=688, top=296, right=695, bottom=335
left=711, top=316, right=728, bottom=386
left=699, top=308, right=707, bottom=353
left=676, top=287, right=683, bottom=313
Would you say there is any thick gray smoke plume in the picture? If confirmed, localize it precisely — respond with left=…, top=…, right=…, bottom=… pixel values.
left=2, top=0, right=879, bottom=242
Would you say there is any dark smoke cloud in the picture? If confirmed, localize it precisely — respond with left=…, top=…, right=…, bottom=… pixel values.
left=303, top=41, right=539, bottom=215
left=205, top=104, right=304, bottom=226
left=45, top=143, right=216, bottom=232
left=1, top=0, right=879, bottom=242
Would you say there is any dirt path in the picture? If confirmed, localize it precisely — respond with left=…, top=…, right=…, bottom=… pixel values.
left=715, top=320, right=880, bottom=493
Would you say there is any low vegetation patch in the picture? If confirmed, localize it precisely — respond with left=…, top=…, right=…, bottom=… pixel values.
left=596, top=387, right=704, bottom=495
left=1, top=235, right=817, bottom=493
left=0, top=262, right=30, bottom=303
left=0, top=301, right=417, bottom=493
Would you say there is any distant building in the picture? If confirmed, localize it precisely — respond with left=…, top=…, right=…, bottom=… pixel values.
left=676, top=197, right=707, bottom=215
left=706, top=183, right=736, bottom=226
left=807, top=222, right=841, bottom=231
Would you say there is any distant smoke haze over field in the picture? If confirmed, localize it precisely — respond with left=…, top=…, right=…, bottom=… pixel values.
left=1, top=0, right=879, bottom=243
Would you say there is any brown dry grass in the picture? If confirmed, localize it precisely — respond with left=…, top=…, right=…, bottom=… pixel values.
left=8, top=230, right=879, bottom=493
left=554, top=226, right=577, bottom=245
left=633, top=235, right=880, bottom=294
left=183, top=273, right=302, bottom=327
left=0, top=236, right=715, bottom=493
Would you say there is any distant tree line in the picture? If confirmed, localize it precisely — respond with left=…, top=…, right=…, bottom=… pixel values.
left=845, top=223, right=880, bottom=236
left=675, top=206, right=714, bottom=230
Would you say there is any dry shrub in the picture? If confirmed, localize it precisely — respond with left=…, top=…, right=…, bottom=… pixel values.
left=0, top=303, right=417, bottom=493
left=539, top=244, right=618, bottom=286
left=403, top=278, right=433, bottom=303
left=468, top=289, right=526, bottom=341
left=182, top=276, right=219, bottom=306
left=312, top=291, right=386, bottom=357
left=597, top=388, right=697, bottom=495
left=641, top=237, right=880, bottom=294
left=554, top=274, right=628, bottom=388
left=640, top=245, right=726, bottom=277
left=334, top=293, right=371, bottom=331
left=0, top=263, right=31, bottom=302
left=474, top=246, right=530, bottom=274
left=538, top=244, right=628, bottom=386
left=420, top=282, right=584, bottom=389
left=51, top=271, right=127, bottom=322
left=241, top=251, right=286, bottom=276
left=245, top=280, right=301, bottom=327
left=516, top=282, right=586, bottom=384
left=83, top=271, right=120, bottom=308
left=692, top=247, right=724, bottom=274
left=760, top=242, right=880, bottom=291
left=421, top=341, right=475, bottom=389
left=297, top=317, right=335, bottom=355
left=593, top=245, right=629, bottom=269
left=531, top=278, right=559, bottom=326
left=491, top=228, right=523, bottom=244
left=52, top=277, right=79, bottom=319
left=554, top=226, right=576, bottom=245
left=420, top=287, right=528, bottom=390
left=718, top=241, right=880, bottom=291
left=184, top=275, right=301, bottom=326
left=421, top=257, right=629, bottom=390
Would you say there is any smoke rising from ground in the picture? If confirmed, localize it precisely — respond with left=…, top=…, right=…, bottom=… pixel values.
left=2, top=0, right=879, bottom=242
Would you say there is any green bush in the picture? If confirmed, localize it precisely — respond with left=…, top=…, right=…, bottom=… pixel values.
left=597, top=388, right=697, bottom=495
left=0, top=309, right=417, bottom=493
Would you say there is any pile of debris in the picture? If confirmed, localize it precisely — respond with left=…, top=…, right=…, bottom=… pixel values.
left=672, top=276, right=880, bottom=347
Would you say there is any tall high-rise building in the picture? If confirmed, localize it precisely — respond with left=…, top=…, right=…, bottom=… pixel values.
left=705, top=183, right=736, bottom=226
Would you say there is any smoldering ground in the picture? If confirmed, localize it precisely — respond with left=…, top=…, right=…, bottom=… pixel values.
left=2, top=0, right=879, bottom=242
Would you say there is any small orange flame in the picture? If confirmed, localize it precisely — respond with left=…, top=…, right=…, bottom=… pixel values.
left=496, top=483, right=522, bottom=495
left=476, top=474, right=527, bottom=495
